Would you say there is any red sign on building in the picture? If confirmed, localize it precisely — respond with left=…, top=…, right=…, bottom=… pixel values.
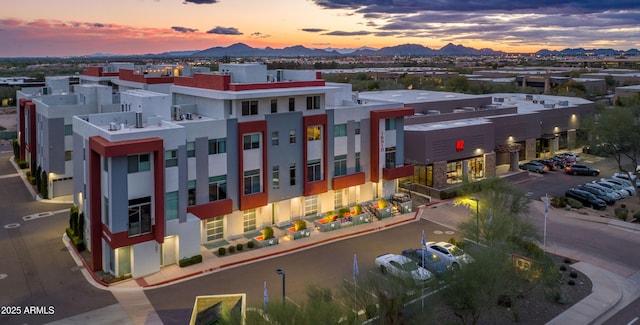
left=455, top=140, right=464, bottom=152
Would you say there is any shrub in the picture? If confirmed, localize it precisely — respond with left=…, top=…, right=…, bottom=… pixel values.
left=377, top=199, right=387, bottom=209
left=354, top=204, right=363, bottom=215
left=236, top=243, right=243, bottom=251
left=25, top=171, right=31, bottom=178
left=218, top=247, right=226, bottom=256
left=338, top=207, right=350, bottom=216
left=28, top=176, right=36, bottom=185
left=568, top=279, right=576, bottom=286
left=564, top=257, right=572, bottom=264
left=247, top=241, right=255, bottom=249
left=565, top=197, right=583, bottom=209
left=294, top=219, right=307, bottom=231
left=448, top=237, right=465, bottom=249
left=633, top=212, right=640, bottom=221
left=621, top=204, right=626, bottom=209
left=228, top=245, right=235, bottom=254
left=190, top=255, right=202, bottom=264
left=614, top=207, right=629, bottom=221
left=262, top=226, right=274, bottom=240
left=325, top=211, right=336, bottom=222
left=179, top=254, right=203, bottom=267
left=365, top=304, right=378, bottom=319
left=559, top=265, right=567, bottom=271
left=17, top=160, right=28, bottom=169
left=569, top=271, right=578, bottom=278
left=551, top=196, right=567, bottom=208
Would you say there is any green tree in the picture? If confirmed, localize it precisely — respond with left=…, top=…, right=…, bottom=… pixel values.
left=594, top=106, right=640, bottom=185
left=445, top=75, right=469, bottom=93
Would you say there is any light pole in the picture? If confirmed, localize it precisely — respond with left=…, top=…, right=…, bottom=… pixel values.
left=275, top=269, right=286, bottom=304
left=470, top=197, right=479, bottom=244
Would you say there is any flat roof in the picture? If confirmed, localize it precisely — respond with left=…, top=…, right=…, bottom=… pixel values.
left=358, top=89, right=485, bottom=104
left=404, top=117, right=492, bottom=131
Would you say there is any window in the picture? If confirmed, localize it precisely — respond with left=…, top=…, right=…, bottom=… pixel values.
left=206, top=217, right=224, bottom=241
left=334, top=190, right=343, bottom=209
left=187, top=141, right=195, bottom=158
left=306, top=95, right=320, bottom=110
left=165, top=150, right=178, bottom=167
left=290, top=163, right=296, bottom=186
left=305, top=195, right=318, bottom=216
left=447, top=161, right=463, bottom=185
left=65, top=150, right=72, bottom=161
left=243, top=209, right=256, bottom=232
left=355, top=152, right=361, bottom=173
left=288, top=98, right=295, bottom=112
left=307, top=159, right=321, bottom=182
left=385, top=147, right=396, bottom=169
left=208, top=138, right=226, bottom=155
left=128, top=154, right=150, bottom=173
left=270, top=99, right=278, bottom=113
left=166, top=191, right=178, bottom=220
left=64, top=124, right=73, bottom=136
left=271, top=131, right=279, bottom=146
left=103, top=157, right=108, bottom=172
left=103, top=196, right=109, bottom=225
left=307, top=126, right=321, bottom=141
left=241, top=100, right=258, bottom=116
left=128, top=196, right=151, bottom=237
left=334, top=124, right=347, bottom=137
left=272, top=166, right=280, bottom=189
left=244, top=169, right=261, bottom=195
left=188, top=180, right=196, bottom=206
left=355, top=122, right=361, bottom=135
left=334, top=155, right=347, bottom=177
left=209, top=175, right=227, bottom=202
left=289, top=129, right=296, bottom=143
left=243, top=134, right=260, bottom=150
left=385, top=118, right=396, bottom=131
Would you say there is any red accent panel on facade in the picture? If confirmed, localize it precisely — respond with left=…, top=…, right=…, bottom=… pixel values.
left=82, top=66, right=103, bottom=77
left=369, top=107, right=415, bottom=183
left=316, top=71, right=322, bottom=79
left=88, top=136, right=165, bottom=271
left=18, top=99, right=28, bottom=161
left=237, top=120, right=268, bottom=211
left=25, top=101, right=36, bottom=168
left=229, top=80, right=325, bottom=91
left=332, top=172, right=366, bottom=190
left=303, top=114, right=328, bottom=196
left=187, top=199, right=233, bottom=220
left=382, top=164, right=414, bottom=180
left=119, top=69, right=175, bottom=84
left=174, top=74, right=231, bottom=91
left=102, top=224, right=157, bottom=249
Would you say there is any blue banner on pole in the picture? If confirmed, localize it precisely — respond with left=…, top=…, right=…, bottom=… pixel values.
left=353, top=253, right=359, bottom=280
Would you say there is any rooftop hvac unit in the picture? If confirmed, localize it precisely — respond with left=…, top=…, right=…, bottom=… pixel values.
left=540, top=100, right=545, bottom=104
left=426, top=110, right=441, bottom=115
left=533, top=100, right=538, bottom=104
left=525, top=94, right=533, bottom=101
left=108, top=122, right=118, bottom=131
left=495, top=97, right=505, bottom=102
left=559, top=100, right=569, bottom=106
left=172, top=105, right=183, bottom=121
left=135, top=112, right=143, bottom=128
left=544, top=103, right=555, bottom=108
left=185, top=112, right=193, bottom=120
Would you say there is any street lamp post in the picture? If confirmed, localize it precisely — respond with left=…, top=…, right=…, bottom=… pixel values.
left=275, top=269, right=286, bottom=304
left=470, top=197, right=479, bottom=244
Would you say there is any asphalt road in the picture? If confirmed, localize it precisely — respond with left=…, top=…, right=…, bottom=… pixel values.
left=604, top=296, right=640, bottom=325
left=0, top=152, right=117, bottom=325
left=145, top=219, right=458, bottom=325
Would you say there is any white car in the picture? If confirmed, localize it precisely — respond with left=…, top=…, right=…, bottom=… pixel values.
left=602, top=178, right=636, bottom=196
left=584, top=182, right=622, bottom=200
left=374, top=253, right=433, bottom=284
left=425, top=242, right=474, bottom=270
left=612, top=173, right=640, bottom=187
left=596, top=181, right=630, bottom=198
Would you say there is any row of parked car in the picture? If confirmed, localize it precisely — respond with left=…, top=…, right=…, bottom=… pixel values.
left=374, top=241, right=474, bottom=284
left=519, top=152, right=603, bottom=177
left=565, top=174, right=638, bottom=210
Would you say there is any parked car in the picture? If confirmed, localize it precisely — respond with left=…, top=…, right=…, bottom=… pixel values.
left=374, top=253, right=433, bottom=284
left=601, top=178, right=636, bottom=196
left=534, top=159, right=556, bottom=171
left=402, top=249, right=450, bottom=275
left=562, top=152, right=580, bottom=163
left=612, top=173, right=640, bottom=187
left=424, top=242, right=474, bottom=270
left=564, top=189, right=607, bottom=210
left=519, top=161, right=548, bottom=173
left=575, top=185, right=616, bottom=205
left=551, top=156, right=567, bottom=169
left=595, top=181, right=630, bottom=198
left=598, top=180, right=633, bottom=197
left=565, top=164, right=600, bottom=176
left=582, top=144, right=615, bottom=157
left=583, top=182, right=622, bottom=200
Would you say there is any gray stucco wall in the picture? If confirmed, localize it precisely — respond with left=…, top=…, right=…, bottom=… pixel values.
left=46, top=117, right=65, bottom=174
left=266, top=112, right=303, bottom=203
left=226, top=119, right=239, bottom=211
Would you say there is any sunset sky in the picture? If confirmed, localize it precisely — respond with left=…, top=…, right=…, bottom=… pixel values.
left=1, top=0, right=639, bottom=57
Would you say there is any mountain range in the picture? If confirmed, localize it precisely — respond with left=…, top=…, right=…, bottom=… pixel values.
left=87, top=43, right=639, bottom=58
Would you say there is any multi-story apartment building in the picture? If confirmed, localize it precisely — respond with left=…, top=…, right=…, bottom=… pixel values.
left=72, top=63, right=413, bottom=278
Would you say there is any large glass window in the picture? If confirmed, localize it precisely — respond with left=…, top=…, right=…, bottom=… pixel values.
left=290, top=163, right=296, bottom=185
left=65, top=151, right=72, bottom=161
left=166, top=191, right=178, bottom=220
left=165, top=150, right=178, bottom=167
left=128, top=153, right=150, bottom=173
left=385, top=147, right=396, bottom=169
left=241, top=100, right=258, bottom=116
left=307, top=126, right=321, bottom=141
left=334, top=155, right=347, bottom=177
left=128, top=196, right=151, bottom=237
left=64, top=124, right=73, bottom=136
left=186, top=141, right=195, bottom=158
left=208, top=138, right=226, bottom=154
left=288, top=98, right=295, bottom=111
left=289, top=129, right=296, bottom=143
left=469, top=157, right=484, bottom=181
left=447, top=161, right=463, bottom=185
left=244, top=169, right=261, bottom=195
left=243, top=134, right=260, bottom=150
left=334, top=124, right=347, bottom=137
left=271, top=131, right=279, bottom=146
left=272, top=166, right=280, bottom=189
left=306, top=95, right=320, bottom=110
left=355, top=152, right=361, bottom=173
left=188, top=180, right=196, bottom=206
left=307, top=159, right=321, bottom=182
left=334, top=190, right=343, bottom=209
left=243, top=209, right=256, bottom=232
left=305, top=195, right=318, bottom=216
left=385, top=118, right=396, bottom=131
left=270, top=99, right=278, bottom=113
left=355, top=122, right=360, bottom=135
left=206, top=217, right=224, bottom=242
left=209, top=175, right=227, bottom=202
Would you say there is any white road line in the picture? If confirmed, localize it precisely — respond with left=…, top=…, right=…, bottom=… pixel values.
left=0, top=173, right=19, bottom=179
left=627, top=316, right=639, bottom=325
